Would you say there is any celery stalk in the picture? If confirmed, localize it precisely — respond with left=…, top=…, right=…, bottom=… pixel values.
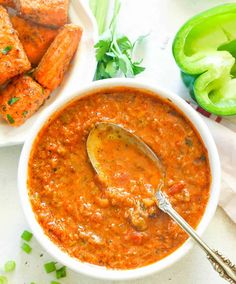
left=94, top=0, right=110, bottom=35
left=89, top=0, right=97, bottom=16
left=109, top=0, right=121, bottom=34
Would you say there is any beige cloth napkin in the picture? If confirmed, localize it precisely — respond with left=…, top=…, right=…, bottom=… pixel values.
left=189, top=102, right=236, bottom=223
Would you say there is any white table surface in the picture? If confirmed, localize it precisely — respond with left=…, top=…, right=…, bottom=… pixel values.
left=1, top=0, right=236, bottom=283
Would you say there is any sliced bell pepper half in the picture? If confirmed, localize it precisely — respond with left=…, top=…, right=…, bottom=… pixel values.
left=173, top=4, right=236, bottom=116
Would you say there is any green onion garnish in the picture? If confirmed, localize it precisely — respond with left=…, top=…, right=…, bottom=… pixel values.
left=1, top=46, right=12, bottom=55
left=51, top=281, right=60, bottom=284
left=44, top=262, right=56, bottom=273
left=21, top=230, right=33, bottom=242
left=56, top=266, right=66, bottom=279
left=22, top=110, right=28, bottom=117
left=4, top=260, right=16, bottom=272
left=8, top=97, right=20, bottom=106
left=6, top=114, right=14, bottom=124
left=0, top=276, right=8, bottom=284
left=185, top=137, right=193, bottom=147
left=21, top=242, right=32, bottom=254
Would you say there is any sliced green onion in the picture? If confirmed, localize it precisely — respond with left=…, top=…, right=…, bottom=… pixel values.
left=51, top=281, right=60, bottom=284
left=8, top=97, right=20, bottom=106
left=21, top=242, right=32, bottom=254
left=1, top=46, right=12, bottom=55
left=44, top=262, right=56, bottom=273
left=4, top=260, right=16, bottom=272
left=56, top=266, right=66, bottom=279
left=0, top=276, right=8, bottom=284
left=21, top=230, right=33, bottom=242
left=185, top=137, right=193, bottom=147
left=22, top=110, right=28, bottom=117
left=6, top=114, right=14, bottom=124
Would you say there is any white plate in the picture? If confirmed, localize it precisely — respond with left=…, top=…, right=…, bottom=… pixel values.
left=0, top=0, right=98, bottom=147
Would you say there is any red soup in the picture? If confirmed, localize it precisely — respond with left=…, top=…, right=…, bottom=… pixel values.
left=28, top=87, right=211, bottom=269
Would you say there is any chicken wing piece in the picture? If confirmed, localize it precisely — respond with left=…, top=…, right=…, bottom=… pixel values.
left=15, top=0, right=69, bottom=27
left=0, top=75, right=50, bottom=126
left=34, top=24, right=82, bottom=90
left=0, top=5, right=31, bottom=85
left=11, top=15, right=59, bottom=66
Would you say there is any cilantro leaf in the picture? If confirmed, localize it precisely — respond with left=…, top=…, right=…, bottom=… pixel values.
left=95, top=62, right=110, bottom=80
left=118, top=54, right=134, bottom=77
left=117, top=36, right=132, bottom=53
left=132, top=64, right=145, bottom=75
left=105, top=61, right=117, bottom=77
left=94, top=33, right=146, bottom=79
left=94, top=30, right=112, bottom=61
left=95, top=39, right=111, bottom=61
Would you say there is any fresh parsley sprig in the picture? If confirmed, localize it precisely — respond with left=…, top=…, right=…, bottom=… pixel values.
left=95, top=32, right=146, bottom=80
left=91, top=0, right=146, bottom=80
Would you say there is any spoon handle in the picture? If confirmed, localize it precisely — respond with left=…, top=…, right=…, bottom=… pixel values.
left=156, top=191, right=236, bottom=283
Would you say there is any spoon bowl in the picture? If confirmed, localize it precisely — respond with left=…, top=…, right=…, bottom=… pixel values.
left=87, top=122, right=165, bottom=188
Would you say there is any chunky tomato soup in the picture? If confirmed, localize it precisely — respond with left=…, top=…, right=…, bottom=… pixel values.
left=28, top=87, right=211, bottom=269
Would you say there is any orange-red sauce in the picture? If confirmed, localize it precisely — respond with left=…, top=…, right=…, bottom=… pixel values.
left=28, top=87, right=211, bottom=269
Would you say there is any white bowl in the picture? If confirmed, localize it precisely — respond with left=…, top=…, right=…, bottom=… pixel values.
left=18, top=79, right=221, bottom=281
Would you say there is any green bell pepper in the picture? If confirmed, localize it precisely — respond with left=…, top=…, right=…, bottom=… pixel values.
left=173, top=4, right=236, bottom=116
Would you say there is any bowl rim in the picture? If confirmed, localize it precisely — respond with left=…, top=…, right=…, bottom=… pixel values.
left=18, top=78, right=221, bottom=281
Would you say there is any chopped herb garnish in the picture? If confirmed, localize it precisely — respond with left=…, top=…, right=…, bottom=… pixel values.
left=0, top=275, right=8, bottom=284
left=1, top=46, right=12, bottom=55
left=6, top=114, right=14, bottom=124
left=200, top=155, right=206, bottom=161
left=21, top=242, right=32, bottom=254
left=185, top=138, right=193, bottom=147
left=56, top=266, right=66, bottom=279
left=44, top=262, right=57, bottom=273
left=4, top=261, right=16, bottom=272
left=51, top=281, right=60, bottom=284
left=21, top=230, right=33, bottom=242
left=168, top=110, right=178, bottom=116
left=22, top=110, right=28, bottom=117
left=8, top=97, right=20, bottom=106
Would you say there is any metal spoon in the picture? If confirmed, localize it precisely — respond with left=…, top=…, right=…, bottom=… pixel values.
left=87, top=122, right=236, bottom=283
